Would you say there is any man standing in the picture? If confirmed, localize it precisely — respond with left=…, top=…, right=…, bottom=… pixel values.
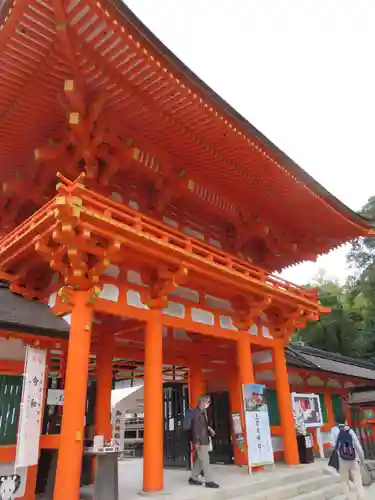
left=330, top=414, right=365, bottom=500
left=188, top=394, right=219, bottom=489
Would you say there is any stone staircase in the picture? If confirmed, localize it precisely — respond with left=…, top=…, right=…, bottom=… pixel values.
left=222, top=466, right=345, bottom=500
left=155, top=464, right=348, bottom=500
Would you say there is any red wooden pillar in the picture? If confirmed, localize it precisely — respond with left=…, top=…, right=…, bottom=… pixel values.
left=54, top=291, right=93, bottom=500
left=143, top=309, right=164, bottom=492
left=189, top=363, right=206, bottom=408
left=229, top=368, right=248, bottom=466
left=325, top=392, right=335, bottom=428
left=344, top=398, right=352, bottom=426
left=235, top=333, right=255, bottom=467
left=273, top=344, right=299, bottom=465
left=95, top=329, right=115, bottom=440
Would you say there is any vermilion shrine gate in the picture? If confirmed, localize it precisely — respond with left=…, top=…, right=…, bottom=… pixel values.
left=0, top=1, right=373, bottom=500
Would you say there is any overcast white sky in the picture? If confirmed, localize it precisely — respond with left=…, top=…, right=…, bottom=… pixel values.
left=125, top=0, right=375, bottom=285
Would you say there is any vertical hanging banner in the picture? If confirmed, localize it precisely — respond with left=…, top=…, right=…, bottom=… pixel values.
left=112, top=409, right=125, bottom=451
left=15, top=347, right=47, bottom=469
left=243, top=384, right=274, bottom=470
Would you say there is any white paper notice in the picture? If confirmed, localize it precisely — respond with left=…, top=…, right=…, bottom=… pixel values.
left=113, top=410, right=125, bottom=451
left=15, top=347, right=47, bottom=468
left=243, top=383, right=274, bottom=470
left=46, top=389, right=64, bottom=406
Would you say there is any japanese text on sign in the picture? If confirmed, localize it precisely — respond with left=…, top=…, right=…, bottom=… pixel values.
left=15, top=347, right=47, bottom=469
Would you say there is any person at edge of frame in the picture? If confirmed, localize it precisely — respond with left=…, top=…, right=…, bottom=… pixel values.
left=330, top=413, right=365, bottom=500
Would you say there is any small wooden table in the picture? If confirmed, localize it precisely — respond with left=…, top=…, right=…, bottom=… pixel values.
left=83, top=450, right=121, bottom=500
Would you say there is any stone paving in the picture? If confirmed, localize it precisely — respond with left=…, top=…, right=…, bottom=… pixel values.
left=78, top=458, right=342, bottom=499
left=77, top=458, right=375, bottom=500
left=365, top=481, right=375, bottom=498
left=82, top=458, right=268, bottom=499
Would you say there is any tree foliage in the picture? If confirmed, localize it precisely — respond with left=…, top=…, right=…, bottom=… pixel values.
left=295, top=197, right=375, bottom=360
left=346, top=196, right=375, bottom=359
left=294, top=271, right=364, bottom=356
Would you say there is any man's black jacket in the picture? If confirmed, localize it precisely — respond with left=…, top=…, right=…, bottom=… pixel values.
left=191, top=408, right=210, bottom=446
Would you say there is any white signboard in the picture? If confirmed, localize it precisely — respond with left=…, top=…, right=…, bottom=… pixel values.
left=15, top=347, right=47, bottom=469
left=291, top=393, right=323, bottom=428
left=291, top=392, right=324, bottom=458
left=243, top=384, right=274, bottom=471
left=46, top=389, right=64, bottom=406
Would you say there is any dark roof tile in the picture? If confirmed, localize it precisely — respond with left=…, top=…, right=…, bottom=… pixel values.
left=287, top=343, right=375, bottom=381
left=0, top=285, right=68, bottom=339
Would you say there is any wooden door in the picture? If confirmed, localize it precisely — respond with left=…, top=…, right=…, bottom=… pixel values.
left=163, top=384, right=190, bottom=469
left=208, top=391, right=234, bottom=465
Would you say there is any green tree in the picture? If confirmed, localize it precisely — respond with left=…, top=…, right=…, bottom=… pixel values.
left=296, top=197, right=375, bottom=359
left=294, top=271, right=364, bottom=356
left=347, top=196, right=375, bottom=360
left=347, top=197, right=375, bottom=272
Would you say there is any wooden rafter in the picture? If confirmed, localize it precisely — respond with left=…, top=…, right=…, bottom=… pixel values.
left=0, top=0, right=370, bottom=274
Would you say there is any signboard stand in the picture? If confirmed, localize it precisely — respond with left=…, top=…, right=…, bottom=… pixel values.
left=242, top=384, right=274, bottom=473
left=291, top=393, right=324, bottom=459
left=315, top=428, right=325, bottom=459
left=291, top=393, right=323, bottom=429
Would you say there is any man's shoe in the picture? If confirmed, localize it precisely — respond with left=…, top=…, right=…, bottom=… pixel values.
left=205, top=482, right=220, bottom=489
left=189, top=478, right=202, bottom=486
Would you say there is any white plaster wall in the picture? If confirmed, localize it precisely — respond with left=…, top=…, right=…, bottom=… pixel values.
left=0, top=338, right=25, bottom=361
left=321, top=431, right=332, bottom=445
left=271, top=436, right=284, bottom=452
left=288, top=372, right=304, bottom=386
left=307, top=376, right=325, bottom=387
left=252, top=350, right=272, bottom=365
left=256, top=370, right=275, bottom=382
left=327, top=379, right=342, bottom=389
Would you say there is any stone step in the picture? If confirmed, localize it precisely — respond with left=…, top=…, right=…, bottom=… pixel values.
left=78, top=466, right=328, bottom=500
left=158, top=465, right=336, bottom=500
left=237, top=474, right=342, bottom=500
left=224, top=466, right=326, bottom=500
left=288, top=483, right=345, bottom=500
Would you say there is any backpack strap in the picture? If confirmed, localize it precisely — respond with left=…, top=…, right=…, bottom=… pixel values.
left=334, top=435, right=340, bottom=452
left=335, top=425, right=347, bottom=450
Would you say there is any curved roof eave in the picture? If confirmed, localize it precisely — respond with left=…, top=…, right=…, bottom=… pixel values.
left=110, top=1, right=373, bottom=231
left=290, top=343, right=375, bottom=371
